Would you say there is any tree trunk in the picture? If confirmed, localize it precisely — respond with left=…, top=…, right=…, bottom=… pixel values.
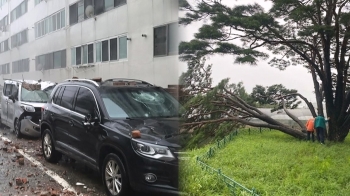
left=327, top=119, right=349, bottom=142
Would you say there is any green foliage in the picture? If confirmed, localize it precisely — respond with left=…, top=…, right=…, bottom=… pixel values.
left=198, top=130, right=350, bottom=195
left=250, top=84, right=301, bottom=112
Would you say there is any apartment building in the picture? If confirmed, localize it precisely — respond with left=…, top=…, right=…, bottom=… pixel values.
left=0, top=0, right=180, bottom=88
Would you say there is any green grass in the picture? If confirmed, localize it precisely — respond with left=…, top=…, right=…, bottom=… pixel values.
left=180, top=130, right=350, bottom=196
left=179, top=146, right=232, bottom=196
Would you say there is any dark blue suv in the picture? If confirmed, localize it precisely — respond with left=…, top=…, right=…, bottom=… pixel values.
left=40, top=78, right=182, bottom=196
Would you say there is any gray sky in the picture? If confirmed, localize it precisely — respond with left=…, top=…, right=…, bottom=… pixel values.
left=179, top=0, right=316, bottom=105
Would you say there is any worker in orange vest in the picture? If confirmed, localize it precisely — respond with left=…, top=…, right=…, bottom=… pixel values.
left=305, top=117, right=315, bottom=142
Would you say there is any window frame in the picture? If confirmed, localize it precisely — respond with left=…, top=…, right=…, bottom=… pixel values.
left=59, top=85, right=79, bottom=110
left=153, top=22, right=178, bottom=57
left=73, top=86, right=97, bottom=115
left=109, top=36, right=118, bottom=61
left=118, top=35, right=128, bottom=60
left=35, top=9, right=65, bottom=39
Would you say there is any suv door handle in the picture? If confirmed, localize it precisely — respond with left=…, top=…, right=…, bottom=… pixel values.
left=69, top=120, right=74, bottom=127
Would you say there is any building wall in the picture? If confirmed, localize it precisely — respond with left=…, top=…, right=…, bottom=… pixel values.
left=0, top=0, right=180, bottom=88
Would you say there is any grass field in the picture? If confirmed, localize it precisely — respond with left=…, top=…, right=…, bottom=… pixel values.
left=180, top=130, right=350, bottom=196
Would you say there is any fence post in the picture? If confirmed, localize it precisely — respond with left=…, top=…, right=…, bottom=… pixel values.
left=249, top=128, right=250, bottom=134
left=235, top=130, right=238, bottom=135
left=260, top=127, right=261, bottom=133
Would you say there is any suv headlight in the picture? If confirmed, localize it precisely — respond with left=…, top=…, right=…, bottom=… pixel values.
left=131, top=140, right=175, bottom=161
left=20, top=105, right=35, bottom=112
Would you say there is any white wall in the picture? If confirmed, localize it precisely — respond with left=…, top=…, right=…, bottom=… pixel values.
left=0, top=0, right=180, bottom=88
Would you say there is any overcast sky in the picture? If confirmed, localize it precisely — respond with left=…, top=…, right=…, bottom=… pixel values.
left=178, top=0, right=316, bottom=106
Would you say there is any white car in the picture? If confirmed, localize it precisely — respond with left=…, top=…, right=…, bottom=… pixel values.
left=1, top=79, right=56, bottom=138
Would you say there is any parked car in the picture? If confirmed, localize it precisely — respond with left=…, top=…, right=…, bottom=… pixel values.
left=1, top=79, right=56, bottom=138
left=40, top=78, right=182, bottom=196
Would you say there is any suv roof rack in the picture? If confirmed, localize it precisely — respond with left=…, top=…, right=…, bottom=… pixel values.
left=101, top=78, right=154, bottom=86
left=65, top=79, right=100, bottom=86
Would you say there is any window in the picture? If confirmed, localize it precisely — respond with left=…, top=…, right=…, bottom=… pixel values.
left=61, top=10, right=66, bottom=27
left=4, top=84, right=14, bottom=96
left=0, top=15, right=8, bottom=31
left=69, top=3, right=78, bottom=25
left=154, top=26, right=167, bottom=56
left=0, top=63, right=10, bottom=74
left=105, top=0, right=114, bottom=11
left=0, top=39, right=9, bottom=53
left=102, top=40, right=109, bottom=62
left=110, top=38, right=118, bottom=60
left=76, top=47, right=81, bottom=65
left=154, top=22, right=178, bottom=56
left=12, top=58, right=30, bottom=73
left=35, top=0, right=44, bottom=6
left=35, top=50, right=67, bottom=71
left=11, top=29, right=27, bottom=48
left=45, top=53, right=53, bottom=70
left=119, top=36, right=127, bottom=59
left=53, top=86, right=64, bottom=105
left=96, top=42, right=102, bottom=62
left=115, top=0, right=126, bottom=7
left=94, top=0, right=104, bottom=15
left=84, top=0, right=93, bottom=19
left=74, top=87, right=96, bottom=115
left=168, top=23, right=178, bottom=55
left=46, top=17, right=50, bottom=33
left=71, top=48, right=76, bottom=65
left=94, top=36, right=127, bottom=63
left=52, top=14, right=57, bottom=31
left=60, top=86, right=78, bottom=110
left=35, top=9, right=65, bottom=38
left=72, top=44, right=94, bottom=65
left=88, top=44, right=94, bottom=63
left=70, top=0, right=127, bottom=25
left=70, top=0, right=84, bottom=25
left=10, top=0, right=28, bottom=23
left=78, top=1, right=84, bottom=22
left=83, top=45, right=88, bottom=64
left=53, top=51, right=62, bottom=69
left=0, top=0, right=8, bottom=8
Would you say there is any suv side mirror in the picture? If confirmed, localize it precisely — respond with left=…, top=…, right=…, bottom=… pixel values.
left=82, top=113, right=100, bottom=128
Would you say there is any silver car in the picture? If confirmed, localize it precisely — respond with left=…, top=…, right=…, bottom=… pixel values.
left=1, top=79, right=56, bottom=138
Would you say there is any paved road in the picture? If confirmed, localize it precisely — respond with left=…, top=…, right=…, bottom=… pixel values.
left=0, top=125, right=175, bottom=196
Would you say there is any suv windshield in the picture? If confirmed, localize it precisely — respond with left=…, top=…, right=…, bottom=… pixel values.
left=21, top=85, right=55, bottom=103
left=100, top=87, right=180, bottom=118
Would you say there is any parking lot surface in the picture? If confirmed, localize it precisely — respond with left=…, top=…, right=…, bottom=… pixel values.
left=0, top=125, right=172, bottom=196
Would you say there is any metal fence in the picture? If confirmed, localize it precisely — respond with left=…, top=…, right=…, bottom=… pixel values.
left=195, top=128, right=271, bottom=196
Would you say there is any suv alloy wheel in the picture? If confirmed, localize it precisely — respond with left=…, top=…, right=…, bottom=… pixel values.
left=42, top=129, right=62, bottom=163
left=102, top=154, right=130, bottom=196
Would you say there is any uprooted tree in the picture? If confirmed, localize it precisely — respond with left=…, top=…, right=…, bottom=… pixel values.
left=179, top=0, right=350, bottom=141
left=180, top=57, right=307, bottom=139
